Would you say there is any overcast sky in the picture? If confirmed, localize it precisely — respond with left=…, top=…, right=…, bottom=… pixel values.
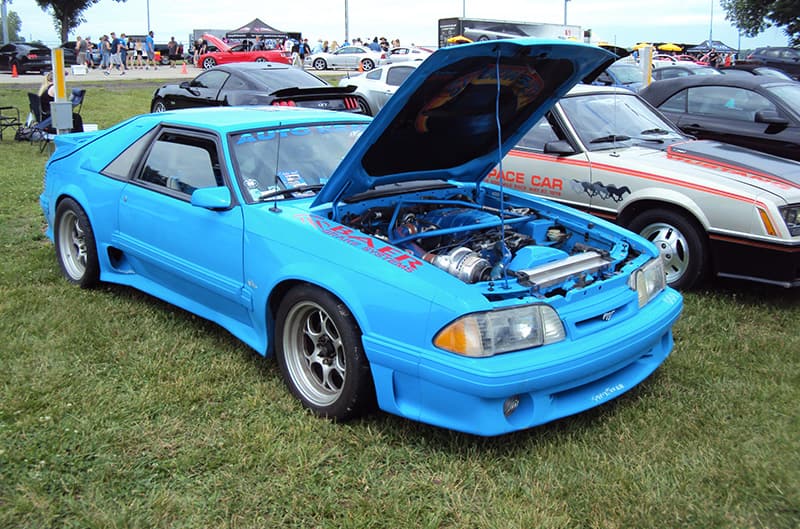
left=7, top=0, right=792, bottom=49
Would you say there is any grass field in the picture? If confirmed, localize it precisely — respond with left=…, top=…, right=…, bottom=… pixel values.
left=0, top=83, right=798, bottom=529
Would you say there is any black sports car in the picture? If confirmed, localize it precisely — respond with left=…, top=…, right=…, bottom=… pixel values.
left=150, top=62, right=370, bottom=115
left=640, top=74, right=800, bottom=161
left=0, top=42, right=52, bottom=74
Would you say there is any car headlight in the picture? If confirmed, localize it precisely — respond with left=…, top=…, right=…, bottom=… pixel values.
left=779, top=204, right=800, bottom=236
left=433, top=305, right=565, bottom=357
left=628, top=257, right=666, bottom=308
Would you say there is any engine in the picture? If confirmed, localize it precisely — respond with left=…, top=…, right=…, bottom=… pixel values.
left=342, top=197, right=577, bottom=284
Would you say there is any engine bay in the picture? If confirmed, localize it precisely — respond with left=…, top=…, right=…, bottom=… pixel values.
left=336, top=185, right=639, bottom=297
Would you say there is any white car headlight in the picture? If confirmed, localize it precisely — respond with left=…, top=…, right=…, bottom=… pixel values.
left=779, top=204, right=800, bottom=236
left=434, top=305, right=565, bottom=357
left=628, top=257, right=666, bottom=308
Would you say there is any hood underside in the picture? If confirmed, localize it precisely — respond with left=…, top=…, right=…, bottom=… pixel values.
left=312, top=39, right=615, bottom=207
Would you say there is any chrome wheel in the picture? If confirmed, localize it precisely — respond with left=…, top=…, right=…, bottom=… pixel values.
left=57, top=209, right=88, bottom=281
left=312, top=58, right=327, bottom=70
left=255, top=57, right=267, bottom=63
left=152, top=98, right=167, bottom=112
left=54, top=198, right=99, bottom=288
left=202, top=57, right=216, bottom=69
left=282, top=300, right=347, bottom=407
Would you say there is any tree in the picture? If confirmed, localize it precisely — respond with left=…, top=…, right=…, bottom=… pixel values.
left=720, top=0, right=800, bottom=46
left=34, top=0, right=125, bottom=43
left=6, top=10, right=21, bottom=41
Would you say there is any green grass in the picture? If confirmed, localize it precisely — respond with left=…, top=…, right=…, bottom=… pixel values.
left=1, top=84, right=799, bottom=529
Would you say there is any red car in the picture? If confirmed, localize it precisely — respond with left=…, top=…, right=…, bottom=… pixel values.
left=198, top=33, right=291, bottom=69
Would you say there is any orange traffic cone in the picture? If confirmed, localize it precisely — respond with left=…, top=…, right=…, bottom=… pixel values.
left=181, top=62, right=188, bottom=74
left=358, top=62, right=363, bottom=73
left=11, top=64, right=18, bottom=77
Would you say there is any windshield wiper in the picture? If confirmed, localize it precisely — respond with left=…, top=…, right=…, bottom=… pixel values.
left=259, top=184, right=324, bottom=201
left=589, top=134, right=631, bottom=144
left=640, top=128, right=672, bottom=135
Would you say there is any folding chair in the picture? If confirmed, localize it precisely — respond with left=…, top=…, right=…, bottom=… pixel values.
left=26, top=92, right=55, bottom=151
left=0, top=105, right=21, bottom=141
left=70, top=88, right=86, bottom=114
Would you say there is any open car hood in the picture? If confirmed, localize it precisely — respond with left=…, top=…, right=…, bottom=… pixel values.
left=203, top=33, right=232, bottom=53
left=312, top=39, right=615, bottom=207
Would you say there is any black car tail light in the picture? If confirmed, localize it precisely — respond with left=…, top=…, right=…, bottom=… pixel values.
left=272, top=100, right=296, bottom=107
left=27, top=53, right=39, bottom=59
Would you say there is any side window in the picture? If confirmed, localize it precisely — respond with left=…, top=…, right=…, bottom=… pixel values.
left=190, top=70, right=228, bottom=91
left=517, top=114, right=560, bottom=151
left=688, top=86, right=776, bottom=121
left=102, top=125, right=159, bottom=179
left=365, top=69, right=382, bottom=80
left=386, top=66, right=414, bottom=86
left=659, top=89, right=687, bottom=113
left=137, top=132, right=222, bottom=196
left=223, top=75, right=249, bottom=90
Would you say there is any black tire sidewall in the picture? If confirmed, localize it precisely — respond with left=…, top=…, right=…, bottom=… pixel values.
left=628, top=208, right=706, bottom=290
left=54, top=198, right=100, bottom=288
left=275, top=284, right=374, bottom=420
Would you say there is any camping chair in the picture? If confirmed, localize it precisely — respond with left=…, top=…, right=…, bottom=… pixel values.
left=70, top=88, right=86, bottom=114
left=26, top=92, right=54, bottom=151
left=0, top=105, right=21, bottom=141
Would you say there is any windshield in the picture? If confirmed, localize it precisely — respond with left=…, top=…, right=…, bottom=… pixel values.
left=765, top=84, right=800, bottom=117
left=559, top=92, right=685, bottom=151
left=229, top=123, right=368, bottom=202
left=608, top=64, right=643, bottom=84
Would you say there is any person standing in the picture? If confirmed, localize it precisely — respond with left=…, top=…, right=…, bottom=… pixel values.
left=85, top=37, right=95, bottom=69
left=119, top=33, right=129, bottom=72
left=144, top=30, right=157, bottom=70
left=99, top=35, right=111, bottom=71
left=105, top=32, right=124, bottom=75
left=167, top=36, right=178, bottom=68
left=74, top=36, right=87, bottom=66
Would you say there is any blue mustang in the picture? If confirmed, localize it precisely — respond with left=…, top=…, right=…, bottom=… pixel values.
left=40, top=39, right=682, bottom=436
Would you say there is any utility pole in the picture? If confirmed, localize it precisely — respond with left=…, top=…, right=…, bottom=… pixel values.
left=564, top=0, right=571, bottom=26
left=1, top=0, right=10, bottom=45
left=344, top=0, right=349, bottom=44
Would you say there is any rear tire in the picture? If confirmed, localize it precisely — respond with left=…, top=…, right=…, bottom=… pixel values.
left=151, top=98, right=167, bottom=113
left=628, top=208, right=706, bottom=290
left=275, top=284, right=375, bottom=420
left=54, top=198, right=100, bottom=288
left=361, top=59, right=375, bottom=71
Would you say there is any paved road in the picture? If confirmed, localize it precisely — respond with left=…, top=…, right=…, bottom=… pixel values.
left=0, top=64, right=350, bottom=86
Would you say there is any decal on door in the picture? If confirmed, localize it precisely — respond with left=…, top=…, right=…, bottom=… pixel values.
left=570, top=180, right=630, bottom=202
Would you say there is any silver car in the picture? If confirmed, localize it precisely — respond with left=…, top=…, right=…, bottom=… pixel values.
left=379, top=46, right=432, bottom=65
left=493, top=84, right=800, bottom=289
left=341, top=62, right=420, bottom=115
left=305, top=46, right=385, bottom=71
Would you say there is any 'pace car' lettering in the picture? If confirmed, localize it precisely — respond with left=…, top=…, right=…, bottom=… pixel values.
left=297, top=214, right=423, bottom=272
left=486, top=168, right=563, bottom=197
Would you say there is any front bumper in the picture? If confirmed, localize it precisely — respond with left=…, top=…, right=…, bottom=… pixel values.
left=365, top=288, right=683, bottom=436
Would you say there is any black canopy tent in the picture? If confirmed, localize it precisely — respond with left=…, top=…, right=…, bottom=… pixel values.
left=686, top=39, right=736, bottom=53
left=225, top=18, right=287, bottom=40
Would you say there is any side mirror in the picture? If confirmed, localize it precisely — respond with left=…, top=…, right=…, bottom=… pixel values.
left=191, top=186, right=232, bottom=210
left=755, top=110, right=789, bottom=125
left=179, top=81, right=192, bottom=90
left=543, top=140, right=577, bottom=156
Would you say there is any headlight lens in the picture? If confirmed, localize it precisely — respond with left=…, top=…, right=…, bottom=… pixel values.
left=434, top=305, right=565, bottom=357
left=628, top=257, right=666, bottom=308
left=779, top=204, right=800, bottom=236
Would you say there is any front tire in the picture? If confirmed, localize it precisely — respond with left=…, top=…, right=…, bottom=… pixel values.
left=628, top=208, right=706, bottom=290
left=202, top=57, right=216, bottom=69
left=54, top=198, right=100, bottom=288
left=275, top=285, right=375, bottom=420
left=312, top=58, right=327, bottom=70
left=255, top=57, right=267, bottom=63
